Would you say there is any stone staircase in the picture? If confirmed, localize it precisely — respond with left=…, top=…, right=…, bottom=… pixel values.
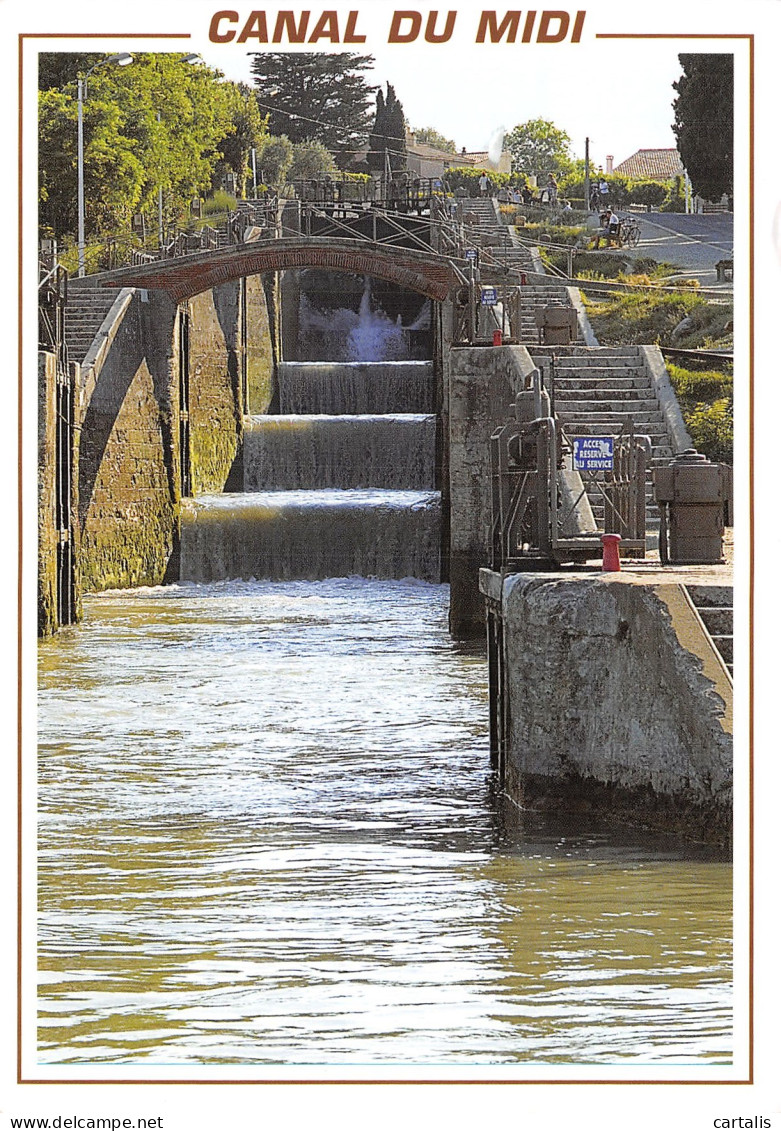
left=64, top=288, right=120, bottom=367
left=461, top=198, right=537, bottom=276
left=686, top=585, right=734, bottom=677
left=459, top=198, right=580, bottom=344
left=529, top=345, right=677, bottom=536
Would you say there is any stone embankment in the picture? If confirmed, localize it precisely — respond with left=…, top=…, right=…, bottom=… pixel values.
left=481, top=565, right=733, bottom=844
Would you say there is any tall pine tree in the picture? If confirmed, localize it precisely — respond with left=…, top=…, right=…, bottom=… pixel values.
left=367, top=83, right=407, bottom=175
left=672, top=54, right=734, bottom=201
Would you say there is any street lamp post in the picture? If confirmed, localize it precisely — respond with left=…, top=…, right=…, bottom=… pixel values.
left=76, top=52, right=133, bottom=278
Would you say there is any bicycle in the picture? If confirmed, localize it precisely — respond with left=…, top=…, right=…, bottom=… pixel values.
left=619, top=217, right=641, bottom=248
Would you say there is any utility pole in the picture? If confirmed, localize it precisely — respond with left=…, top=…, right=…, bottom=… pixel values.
left=584, top=137, right=590, bottom=213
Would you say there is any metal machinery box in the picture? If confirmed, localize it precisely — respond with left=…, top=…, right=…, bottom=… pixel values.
left=653, top=450, right=725, bottom=563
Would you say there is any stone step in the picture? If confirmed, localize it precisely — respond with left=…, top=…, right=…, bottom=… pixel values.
left=697, top=607, right=733, bottom=635
left=531, top=346, right=642, bottom=358
left=552, top=386, right=656, bottom=401
left=559, top=419, right=669, bottom=437
left=558, top=409, right=665, bottom=425
left=711, top=635, right=733, bottom=664
left=556, top=397, right=661, bottom=413
left=554, top=377, right=653, bottom=390
left=539, top=371, right=650, bottom=381
left=687, top=584, right=733, bottom=609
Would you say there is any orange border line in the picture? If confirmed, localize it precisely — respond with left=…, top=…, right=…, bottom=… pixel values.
left=21, top=28, right=755, bottom=1085
left=17, top=28, right=25, bottom=1093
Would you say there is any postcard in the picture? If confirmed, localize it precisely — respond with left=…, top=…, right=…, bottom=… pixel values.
left=5, top=0, right=780, bottom=1127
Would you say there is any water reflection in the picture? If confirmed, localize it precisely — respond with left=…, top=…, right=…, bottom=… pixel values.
left=38, top=579, right=731, bottom=1066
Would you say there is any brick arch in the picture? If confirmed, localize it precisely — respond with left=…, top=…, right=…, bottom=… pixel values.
left=95, top=238, right=461, bottom=304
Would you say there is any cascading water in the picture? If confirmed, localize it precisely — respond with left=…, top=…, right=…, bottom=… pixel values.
left=297, top=276, right=431, bottom=362
left=277, top=361, right=435, bottom=415
left=243, top=414, right=436, bottom=491
left=179, top=275, right=441, bottom=584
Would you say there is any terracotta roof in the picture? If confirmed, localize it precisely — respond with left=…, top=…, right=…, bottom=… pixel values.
left=612, top=148, right=685, bottom=181
left=407, top=140, right=463, bottom=162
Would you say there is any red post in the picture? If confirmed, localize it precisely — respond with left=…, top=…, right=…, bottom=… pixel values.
left=492, top=330, right=502, bottom=346
left=601, top=533, right=621, bottom=572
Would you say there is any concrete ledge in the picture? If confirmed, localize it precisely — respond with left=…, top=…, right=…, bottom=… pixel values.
left=639, top=345, right=693, bottom=455
left=485, top=568, right=733, bottom=843
left=565, top=285, right=600, bottom=346
left=79, top=288, right=139, bottom=410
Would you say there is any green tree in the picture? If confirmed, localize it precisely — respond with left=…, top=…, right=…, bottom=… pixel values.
left=672, top=53, right=733, bottom=201
left=288, top=140, right=337, bottom=182
left=249, top=52, right=375, bottom=169
left=216, top=83, right=268, bottom=198
left=38, top=52, right=236, bottom=245
left=505, top=118, right=573, bottom=181
left=368, top=83, right=407, bottom=175
left=255, top=134, right=294, bottom=184
left=412, top=126, right=456, bottom=153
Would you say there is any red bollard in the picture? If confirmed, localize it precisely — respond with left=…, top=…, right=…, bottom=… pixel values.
left=520, top=272, right=528, bottom=285
left=601, top=533, right=621, bottom=572
left=492, top=330, right=502, bottom=346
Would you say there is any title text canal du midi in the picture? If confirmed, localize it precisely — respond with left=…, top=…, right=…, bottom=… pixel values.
left=208, top=9, right=587, bottom=45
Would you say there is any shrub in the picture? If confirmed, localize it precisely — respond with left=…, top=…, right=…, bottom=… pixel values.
left=685, top=398, right=733, bottom=464
left=443, top=166, right=512, bottom=197
left=662, top=174, right=686, bottom=213
left=203, top=190, right=237, bottom=216
left=628, top=180, right=669, bottom=211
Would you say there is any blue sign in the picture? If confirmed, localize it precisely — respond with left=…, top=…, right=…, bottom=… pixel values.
left=465, top=248, right=478, bottom=261
left=573, top=436, right=614, bottom=471
left=480, top=286, right=498, bottom=305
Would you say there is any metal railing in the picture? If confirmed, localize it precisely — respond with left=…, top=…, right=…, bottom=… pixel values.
left=490, top=370, right=649, bottom=568
left=39, top=261, right=69, bottom=371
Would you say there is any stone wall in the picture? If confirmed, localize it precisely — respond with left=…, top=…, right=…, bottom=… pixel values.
left=188, top=286, right=242, bottom=496
left=447, top=344, right=537, bottom=637
left=188, top=276, right=275, bottom=494
left=73, top=277, right=275, bottom=595
left=246, top=275, right=276, bottom=413
left=483, top=569, right=732, bottom=843
left=77, top=295, right=179, bottom=592
left=38, top=352, right=58, bottom=635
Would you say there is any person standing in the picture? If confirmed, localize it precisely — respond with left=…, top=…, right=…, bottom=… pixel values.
left=479, top=172, right=490, bottom=197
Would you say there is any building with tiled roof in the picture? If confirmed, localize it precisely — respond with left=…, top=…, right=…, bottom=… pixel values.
left=612, top=148, right=685, bottom=181
left=457, top=148, right=512, bottom=174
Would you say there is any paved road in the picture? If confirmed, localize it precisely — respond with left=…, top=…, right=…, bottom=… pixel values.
left=627, top=212, right=734, bottom=289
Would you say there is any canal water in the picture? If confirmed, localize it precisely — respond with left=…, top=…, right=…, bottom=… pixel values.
left=37, top=579, right=732, bottom=1068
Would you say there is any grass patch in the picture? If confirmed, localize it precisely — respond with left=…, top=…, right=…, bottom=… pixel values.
left=582, top=289, right=733, bottom=350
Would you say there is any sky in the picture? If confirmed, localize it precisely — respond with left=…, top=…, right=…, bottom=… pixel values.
left=198, top=27, right=685, bottom=171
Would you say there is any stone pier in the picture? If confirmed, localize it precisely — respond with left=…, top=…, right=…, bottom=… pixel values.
left=481, top=565, right=733, bottom=844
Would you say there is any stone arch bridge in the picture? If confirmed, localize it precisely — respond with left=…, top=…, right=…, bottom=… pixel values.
left=79, top=237, right=464, bottom=304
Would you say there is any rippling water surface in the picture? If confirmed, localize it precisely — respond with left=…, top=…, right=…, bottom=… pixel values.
left=37, top=580, right=732, bottom=1067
